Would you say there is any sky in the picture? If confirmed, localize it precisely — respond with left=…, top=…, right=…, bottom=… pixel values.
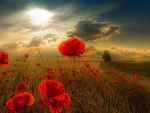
left=0, top=0, right=150, bottom=61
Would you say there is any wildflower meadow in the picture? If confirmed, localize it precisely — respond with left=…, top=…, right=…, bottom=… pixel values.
left=0, top=38, right=150, bottom=113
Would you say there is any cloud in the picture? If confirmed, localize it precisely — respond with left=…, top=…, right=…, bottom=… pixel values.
left=66, top=19, right=120, bottom=41
left=18, top=42, right=23, bottom=45
left=0, top=0, right=121, bottom=45
left=51, top=1, right=121, bottom=23
left=48, top=37, right=59, bottom=43
left=22, top=36, right=44, bottom=48
left=43, top=33, right=56, bottom=40
left=137, top=49, right=150, bottom=61
left=109, top=46, right=137, bottom=56
left=103, top=46, right=150, bottom=61
left=1, top=42, right=20, bottom=50
left=85, top=45, right=97, bottom=52
left=78, top=44, right=102, bottom=61
left=92, top=46, right=150, bottom=61
left=43, top=33, right=59, bottom=43
left=96, top=50, right=104, bottom=56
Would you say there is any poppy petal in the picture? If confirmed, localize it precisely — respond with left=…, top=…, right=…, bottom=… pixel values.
left=6, top=92, right=34, bottom=111
left=0, top=52, right=9, bottom=67
left=38, top=80, right=65, bottom=98
left=58, top=38, right=85, bottom=57
left=49, top=93, right=71, bottom=108
left=15, top=82, right=26, bottom=93
left=49, top=106, right=62, bottom=113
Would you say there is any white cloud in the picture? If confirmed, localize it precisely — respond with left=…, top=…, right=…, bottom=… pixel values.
left=22, top=36, right=44, bottom=48
left=1, top=42, right=20, bottom=50
left=43, top=33, right=59, bottom=43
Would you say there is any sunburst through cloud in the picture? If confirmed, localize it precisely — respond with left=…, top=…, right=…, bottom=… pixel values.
left=27, top=9, right=53, bottom=25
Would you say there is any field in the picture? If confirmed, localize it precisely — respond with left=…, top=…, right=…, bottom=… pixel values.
left=1, top=59, right=150, bottom=113
left=110, top=61, right=150, bottom=77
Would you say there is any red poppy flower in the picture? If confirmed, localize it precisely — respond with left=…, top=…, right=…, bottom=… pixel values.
left=113, top=73, right=118, bottom=77
left=39, top=80, right=71, bottom=113
left=5, top=92, right=34, bottom=111
left=36, top=63, right=40, bottom=66
left=46, top=67, right=55, bottom=76
left=57, top=67, right=63, bottom=71
left=134, top=74, right=139, bottom=79
left=72, top=71, right=78, bottom=78
left=46, top=74, right=52, bottom=79
left=0, top=52, right=9, bottom=67
left=94, top=80, right=99, bottom=84
left=122, top=74, right=125, bottom=76
left=42, top=93, right=71, bottom=113
left=25, top=54, right=29, bottom=58
left=68, top=77, right=75, bottom=83
left=114, top=80, right=119, bottom=85
left=129, top=79, right=134, bottom=84
left=85, top=63, right=90, bottom=68
left=46, top=66, right=52, bottom=72
left=2, top=71, right=7, bottom=76
left=137, top=85, right=141, bottom=89
left=104, top=77, right=108, bottom=81
left=15, top=82, right=26, bottom=93
left=38, top=80, right=65, bottom=98
left=91, top=70, right=98, bottom=77
left=95, top=68, right=99, bottom=73
left=58, top=38, right=85, bottom=57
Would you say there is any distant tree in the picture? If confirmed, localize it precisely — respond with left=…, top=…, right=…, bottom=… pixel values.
left=102, top=50, right=111, bottom=62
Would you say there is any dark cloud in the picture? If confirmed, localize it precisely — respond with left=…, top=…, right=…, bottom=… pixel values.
left=1, top=42, right=20, bottom=50
left=66, top=19, right=120, bottom=41
left=22, top=36, right=44, bottom=48
left=0, top=0, right=29, bottom=16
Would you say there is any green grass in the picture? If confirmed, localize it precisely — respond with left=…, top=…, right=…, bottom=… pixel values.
left=110, top=61, right=150, bottom=77
left=0, top=60, right=150, bottom=113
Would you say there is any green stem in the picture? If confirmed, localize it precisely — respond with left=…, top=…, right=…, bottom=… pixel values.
left=73, top=56, right=76, bottom=69
left=37, top=48, right=45, bottom=68
left=70, top=57, right=73, bottom=69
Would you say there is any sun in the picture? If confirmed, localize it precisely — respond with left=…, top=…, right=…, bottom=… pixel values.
left=27, top=9, right=53, bottom=25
